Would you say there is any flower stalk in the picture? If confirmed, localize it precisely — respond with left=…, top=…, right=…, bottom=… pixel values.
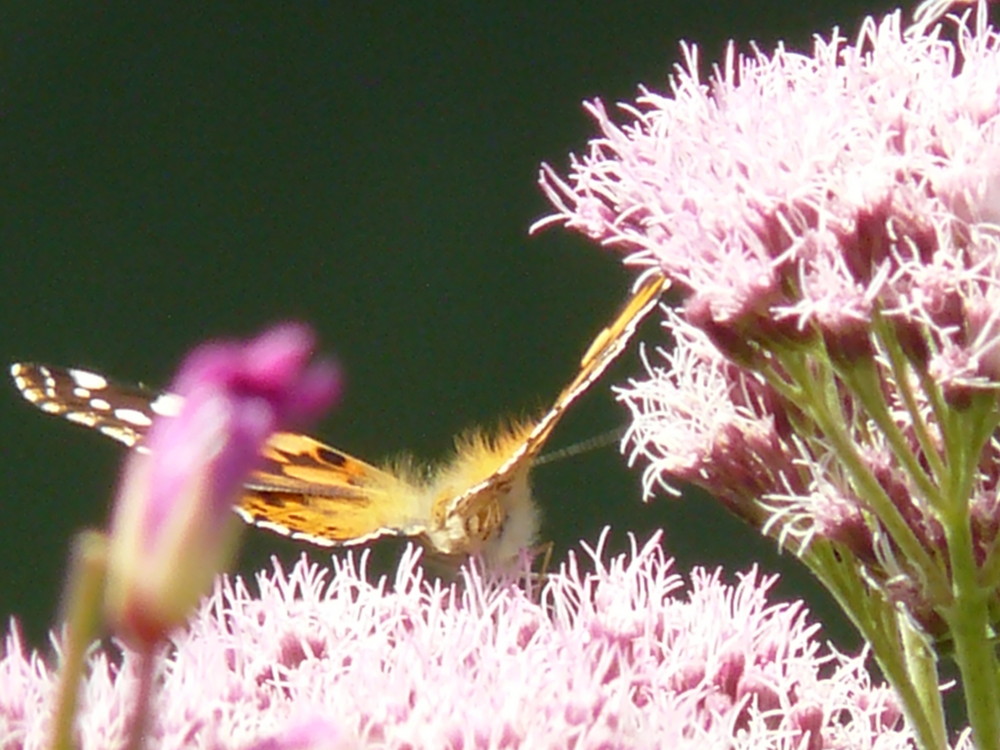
left=48, top=531, right=107, bottom=750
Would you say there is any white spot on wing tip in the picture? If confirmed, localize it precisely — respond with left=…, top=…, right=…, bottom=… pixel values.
left=65, top=412, right=98, bottom=427
left=68, top=369, right=108, bottom=390
left=99, top=425, right=138, bottom=445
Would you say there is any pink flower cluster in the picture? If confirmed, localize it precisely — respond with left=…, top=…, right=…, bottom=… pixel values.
left=537, top=8, right=1000, bottom=355
left=536, top=4, right=1000, bottom=611
left=1, top=532, right=912, bottom=749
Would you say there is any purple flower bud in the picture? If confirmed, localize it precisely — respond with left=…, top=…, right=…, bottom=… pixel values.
left=105, top=322, right=340, bottom=647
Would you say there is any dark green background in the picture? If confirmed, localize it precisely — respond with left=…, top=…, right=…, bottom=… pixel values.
left=1, top=2, right=897, bottom=649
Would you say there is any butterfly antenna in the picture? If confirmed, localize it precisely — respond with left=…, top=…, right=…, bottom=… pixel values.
left=535, top=425, right=627, bottom=467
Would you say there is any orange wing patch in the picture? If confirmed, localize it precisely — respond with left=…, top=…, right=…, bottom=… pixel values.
left=242, top=432, right=427, bottom=546
left=10, top=273, right=665, bottom=564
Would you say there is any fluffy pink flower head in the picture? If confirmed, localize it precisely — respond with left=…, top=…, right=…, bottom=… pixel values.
left=535, top=4, right=1000, bottom=635
left=105, top=322, right=340, bottom=648
left=537, top=5, right=1000, bottom=369
left=0, top=532, right=915, bottom=749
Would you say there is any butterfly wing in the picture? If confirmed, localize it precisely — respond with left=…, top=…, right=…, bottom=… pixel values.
left=9, top=362, right=426, bottom=546
left=444, top=272, right=667, bottom=524
left=10, top=363, right=183, bottom=450
left=241, top=431, right=426, bottom=546
left=518, top=272, right=667, bottom=459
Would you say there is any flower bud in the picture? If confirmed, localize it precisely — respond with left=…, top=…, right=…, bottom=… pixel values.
left=105, top=322, right=340, bottom=647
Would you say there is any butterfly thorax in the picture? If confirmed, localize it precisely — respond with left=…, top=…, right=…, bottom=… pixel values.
left=425, top=466, right=538, bottom=564
left=407, top=421, right=541, bottom=564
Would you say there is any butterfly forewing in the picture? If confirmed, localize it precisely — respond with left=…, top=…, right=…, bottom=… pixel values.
left=445, top=272, right=666, bottom=522
left=10, top=363, right=181, bottom=450
left=9, top=362, right=421, bottom=545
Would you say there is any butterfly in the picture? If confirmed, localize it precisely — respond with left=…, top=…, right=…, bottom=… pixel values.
left=11, top=273, right=665, bottom=564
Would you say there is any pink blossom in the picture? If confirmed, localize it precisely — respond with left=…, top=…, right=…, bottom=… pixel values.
left=535, top=3, right=1000, bottom=387
left=537, top=0, right=1000, bottom=624
left=0, top=532, right=913, bottom=749
left=533, top=4, right=1000, bottom=744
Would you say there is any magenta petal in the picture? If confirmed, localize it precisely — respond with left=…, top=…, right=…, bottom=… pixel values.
left=105, top=321, right=340, bottom=647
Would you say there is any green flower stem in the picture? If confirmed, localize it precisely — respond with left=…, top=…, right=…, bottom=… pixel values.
left=872, top=314, right=947, bottom=482
left=765, top=349, right=947, bottom=594
left=834, top=354, right=943, bottom=515
left=899, top=613, right=947, bottom=750
left=49, top=531, right=108, bottom=750
left=941, top=512, right=1000, bottom=750
left=764, top=345, right=958, bottom=744
left=804, top=542, right=945, bottom=750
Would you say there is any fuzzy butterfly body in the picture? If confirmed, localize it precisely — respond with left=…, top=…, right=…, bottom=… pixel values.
left=11, top=274, right=665, bottom=563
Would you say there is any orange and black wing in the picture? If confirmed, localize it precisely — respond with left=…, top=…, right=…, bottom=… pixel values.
left=240, top=431, right=425, bottom=545
left=9, top=362, right=425, bottom=546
